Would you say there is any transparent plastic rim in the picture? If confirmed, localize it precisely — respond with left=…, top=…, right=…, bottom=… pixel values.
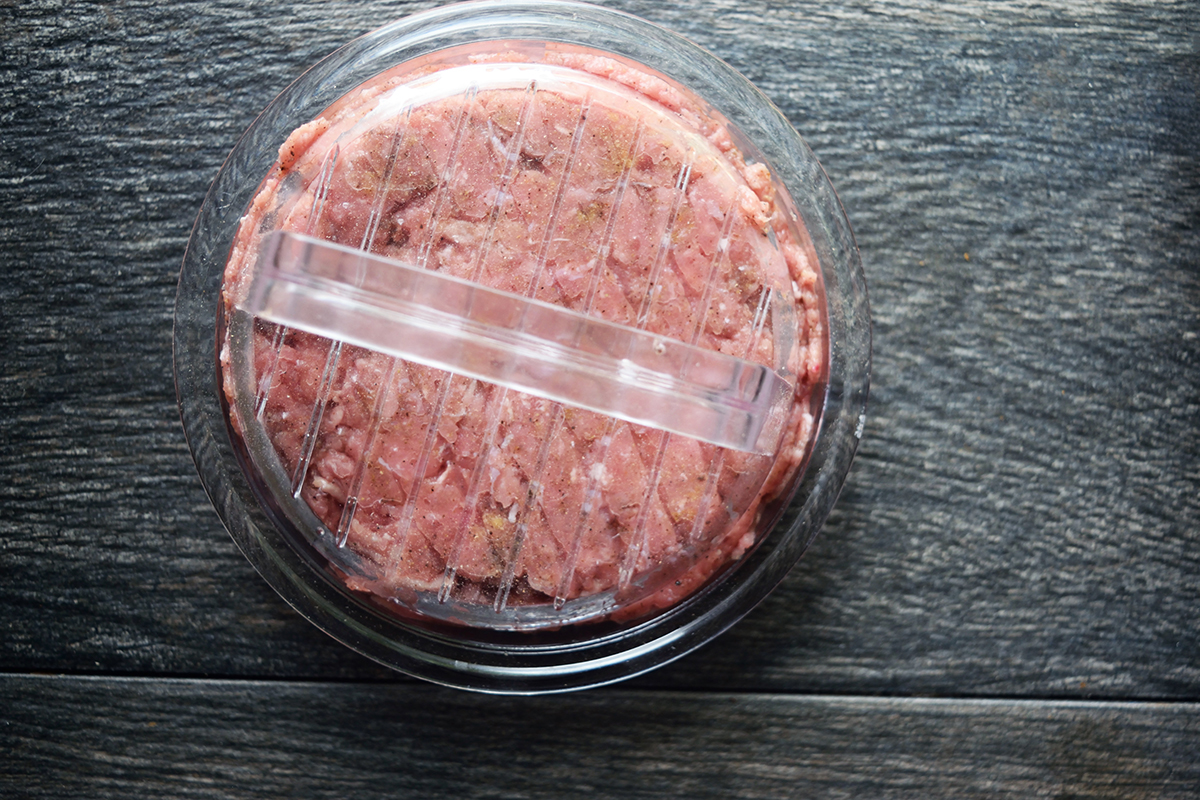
left=174, top=0, right=870, bottom=694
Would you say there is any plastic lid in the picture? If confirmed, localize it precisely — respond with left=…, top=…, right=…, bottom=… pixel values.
left=221, top=51, right=811, bottom=629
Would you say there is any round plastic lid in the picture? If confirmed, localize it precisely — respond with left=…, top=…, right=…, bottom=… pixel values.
left=177, top=0, right=868, bottom=692
left=219, top=39, right=825, bottom=630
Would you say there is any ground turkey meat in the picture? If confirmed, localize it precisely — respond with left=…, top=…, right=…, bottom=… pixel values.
left=221, top=46, right=824, bottom=627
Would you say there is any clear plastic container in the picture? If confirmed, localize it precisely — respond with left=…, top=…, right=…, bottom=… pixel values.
left=175, top=0, right=870, bottom=693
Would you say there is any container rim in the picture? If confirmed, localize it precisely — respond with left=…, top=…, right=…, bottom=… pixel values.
left=174, top=0, right=870, bottom=694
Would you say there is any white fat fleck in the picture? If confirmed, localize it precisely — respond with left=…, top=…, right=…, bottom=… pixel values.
left=311, top=475, right=344, bottom=502
left=589, top=461, right=609, bottom=485
left=486, top=121, right=506, bottom=156
left=508, top=504, right=518, bottom=524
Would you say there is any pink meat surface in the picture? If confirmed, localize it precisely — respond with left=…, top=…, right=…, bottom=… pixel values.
left=222, top=48, right=825, bottom=626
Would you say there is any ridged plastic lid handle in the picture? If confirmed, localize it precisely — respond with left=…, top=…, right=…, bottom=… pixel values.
left=240, top=231, right=794, bottom=454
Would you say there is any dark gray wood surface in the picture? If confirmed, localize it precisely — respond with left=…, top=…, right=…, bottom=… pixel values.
left=4, top=675, right=1199, bottom=799
left=2, top=0, right=1197, bottom=796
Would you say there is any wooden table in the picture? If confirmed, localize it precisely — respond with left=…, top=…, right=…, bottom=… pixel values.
left=3, top=0, right=1197, bottom=795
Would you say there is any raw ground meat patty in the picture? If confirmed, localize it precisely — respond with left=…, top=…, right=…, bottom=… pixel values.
left=221, top=47, right=825, bottom=627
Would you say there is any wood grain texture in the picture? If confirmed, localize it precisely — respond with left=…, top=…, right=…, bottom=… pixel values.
left=1, top=0, right=1198, bottom=701
left=2, top=675, right=1198, bottom=799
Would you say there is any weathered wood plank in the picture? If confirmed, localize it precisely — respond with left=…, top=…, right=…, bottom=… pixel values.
left=1, top=0, right=1197, bottom=695
left=2, top=675, right=1197, bottom=799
